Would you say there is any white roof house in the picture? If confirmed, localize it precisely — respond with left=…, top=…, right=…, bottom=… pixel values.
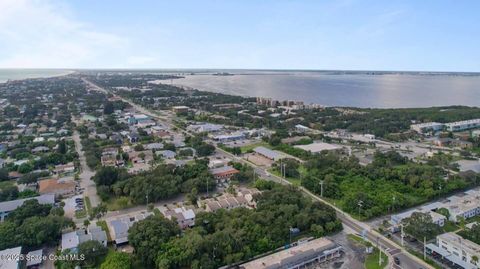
left=0, top=246, right=22, bottom=269
left=163, top=207, right=196, bottom=229
left=61, top=227, right=107, bottom=252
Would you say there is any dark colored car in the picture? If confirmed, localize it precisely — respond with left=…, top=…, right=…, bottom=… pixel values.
left=394, top=257, right=400, bottom=265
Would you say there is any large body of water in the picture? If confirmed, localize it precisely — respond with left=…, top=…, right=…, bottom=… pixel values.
left=172, top=72, right=480, bottom=108
left=0, top=69, right=73, bottom=83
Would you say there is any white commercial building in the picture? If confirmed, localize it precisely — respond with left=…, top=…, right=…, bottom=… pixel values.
left=443, top=189, right=480, bottom=222
left=445, top=119, right=480, bottom=132
left=391, top=208, right=446, bottom=228
left=187, top=123, right=223, bottom=133
left=426, top=232, right=480, bottom=269
left=240, top=238, right=342, bottom=269
left=410, top=122, right=444, bottom=133
left=294, top=142, right=342, bottom=153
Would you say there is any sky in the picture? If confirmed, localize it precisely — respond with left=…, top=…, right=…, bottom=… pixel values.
left=0, top=0, right=479, bottom=71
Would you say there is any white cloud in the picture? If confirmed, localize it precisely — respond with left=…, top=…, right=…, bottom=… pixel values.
left=0, top=0, right=128, bottom=68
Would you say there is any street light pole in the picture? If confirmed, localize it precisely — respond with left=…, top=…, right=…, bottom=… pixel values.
left=358, top=200, right=363, bottom=216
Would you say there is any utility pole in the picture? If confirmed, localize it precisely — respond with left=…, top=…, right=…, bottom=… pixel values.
left=280, top=160, right=283, bottom=177
left=320, top=180, right=324, bottom=197
left=424, top=236, right=426, bottom=260
left=376, top=236, right=379, bottom=261
left=289, top=227, right=292, bottom=246
left=379, top=245, right=382, bottom=266
left=283, top=163, right=286, bottom=178
left=401, top=224, right=405, bottom=247
left=207, top=177, right=209, bottom=197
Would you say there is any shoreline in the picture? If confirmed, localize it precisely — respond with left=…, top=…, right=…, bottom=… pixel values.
left=0, top=69, right=76, bottom=84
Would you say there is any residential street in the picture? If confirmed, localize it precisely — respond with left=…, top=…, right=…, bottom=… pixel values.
left=72, top=130, right=100, bottom=208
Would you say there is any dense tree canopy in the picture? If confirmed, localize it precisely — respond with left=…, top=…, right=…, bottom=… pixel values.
left=302, top=151, right=479, bottom=218
left=128, top=214, right=181, bottom=267
left=402, top=212, right=442, bottom=240
left=131, top=183, right=341, bottom=269
left=0, top=200, right=73, bottom=249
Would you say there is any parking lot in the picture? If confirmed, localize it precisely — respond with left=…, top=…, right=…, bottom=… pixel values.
left=63, top=195, right=85, bottom=219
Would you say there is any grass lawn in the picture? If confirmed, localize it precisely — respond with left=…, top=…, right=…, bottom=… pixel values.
left=365, top=248, right=388, bottom=269
left=0, top=180, right=15, bottom=189
left=268, top=168, right=302, bottom=186
left=105, top=196, right=133, bottom=211
left=84, top=196, right=92, bottom=216
left=96, top=220, right=112, bottom=242
left=347, top=234, right=388, bottom=269
left=75, top=209, right=87, bottom=219
left=240, top=141, right=270, bottom=153
left=442, top=221, right=460, bottom=233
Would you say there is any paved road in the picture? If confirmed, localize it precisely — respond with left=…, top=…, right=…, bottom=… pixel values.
left=82, top=77, right=433, bottom=269
left=72, top=130, right=100, bottom=208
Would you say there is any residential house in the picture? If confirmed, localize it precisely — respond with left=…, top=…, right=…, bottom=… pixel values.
left=0, top=194, right=55, bottom=221
left=209, top=166, right=239, bottom=182
left=53, top=162, right=75, bottom=174
left=129, top=150, right=153, bottom=164
left=108, top=212, right=153, bottom=245
left=163, top=207, right=196, bottom=229
left=61, top=227, right=108, bottom=252
left=0, top=246, right=22, bottom=269
left=156, top=150, right=176, bottom=159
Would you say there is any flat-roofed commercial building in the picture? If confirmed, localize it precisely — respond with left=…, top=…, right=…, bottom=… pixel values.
left=253, top=146, right=283, bottom=161
left=410, top=122, right=444, bottom=133
left=426, top=232, right=480, bottom=269
left=294, top=142, right=342, bottom=153
left=240, top=238, right=342, bottom=269
left=443, top=189, right=480, bottom=222
left=391, top=208, right=446, bottom=228
left=445, top=119, right=480, bottom=132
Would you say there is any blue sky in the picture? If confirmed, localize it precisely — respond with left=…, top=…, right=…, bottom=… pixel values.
left=0, top=0, right=479, bottom=71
